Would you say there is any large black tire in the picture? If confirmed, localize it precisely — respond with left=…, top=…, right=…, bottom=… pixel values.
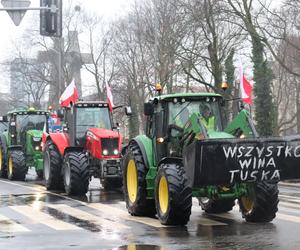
left=101, top=178, right=123, bottom=190
left=7, top=150, right=27, bottom=181
left=36, top=170, right=44, bottom=179
left=198, top=198, right=235, bottom=213
left=43, top=140, right=63, bottom=190
left=0, top=140, right=7, bottom=178
left=63, top=152, right=90, bottom=195
left=238, top=182, right=279, bottom=222
left=123, top=143, right=156, bottom=216
left=155, top=163, right=192, bottom=225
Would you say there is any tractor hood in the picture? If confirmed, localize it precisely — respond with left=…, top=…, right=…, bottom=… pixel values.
left=27, top=129, right=43, bottom=138
left=87, top=128, right=120, bottom=139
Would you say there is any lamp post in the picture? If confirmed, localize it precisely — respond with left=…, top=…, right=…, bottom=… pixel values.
left=48, top=42, right=63, bottom=97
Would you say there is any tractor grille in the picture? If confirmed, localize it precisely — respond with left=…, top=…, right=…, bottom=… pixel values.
left=101, top=138, right=119, bottom=156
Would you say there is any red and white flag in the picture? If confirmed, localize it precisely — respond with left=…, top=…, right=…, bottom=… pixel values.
left=41, top=123, right=47, bottom=151
left=59, top=80, right=79, bottom=107
left=106, top=82, right=114, bottom=112
left=240, top=64, right=253, bottom=105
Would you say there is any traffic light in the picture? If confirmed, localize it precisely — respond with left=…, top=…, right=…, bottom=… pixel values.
left=40, top=0, right=62, bottom=37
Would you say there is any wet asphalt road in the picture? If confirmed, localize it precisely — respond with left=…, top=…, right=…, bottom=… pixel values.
left=1, top=169, right=300, bottom=250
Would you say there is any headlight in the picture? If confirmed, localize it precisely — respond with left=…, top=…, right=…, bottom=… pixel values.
left=35, top=146, right=40, bottom=151
left=113, top=149, right=119, bottom=155
left=11, top=134, right=15, bottom=138
left=103, top=149, right=108, bottom=156
left=33, top=137, right=41, bottom=142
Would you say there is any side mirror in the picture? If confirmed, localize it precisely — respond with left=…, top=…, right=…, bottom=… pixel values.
left=125, top=106, right=132, bottom=116
left=0, top=115, right=8, bottom=122
left=144, top=102, right=154, bottom=116
left=238, top=100, right=245, bottom=111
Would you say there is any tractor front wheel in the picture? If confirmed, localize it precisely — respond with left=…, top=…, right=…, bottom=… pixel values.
left=43, top=140, right=63, bottom=190
left=238, top=182, right=279, bottom=222
left=155, top=163, right=192, bottom=225
left=63, top=152, right=90, bottom=195
left=123, top=143, right=156, bottom=216
left=7, top=150, right=27, bottom=181
left=0, top=141, right=7, bottom=178
left=198, top=198, right=235, bottom=213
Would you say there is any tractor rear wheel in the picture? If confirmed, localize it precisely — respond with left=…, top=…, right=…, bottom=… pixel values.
left=198, top=198, right=235, bottom=213
left=101, top=178, right=123, bottom=190
left=63, top=152, right=90, bottom=195
left=0, top=140, right=7, bottom=178
left=123, top=143, right=156, bottom=216
left=7, top=150, right=27, bottom=181
left=44, top=140, right=63, bottom=190
left=155, top=163, right=192, bottom=225
left=36, top=170, right=44, bottom=179
left=238, top=182, right=279, bottom=222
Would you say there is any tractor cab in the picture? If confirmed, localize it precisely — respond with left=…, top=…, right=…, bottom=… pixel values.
left=8, top=109, right=49, bottom=151
left=144, top=93, right=251, bottom=162
left=63, top=101, right=117, bottom=149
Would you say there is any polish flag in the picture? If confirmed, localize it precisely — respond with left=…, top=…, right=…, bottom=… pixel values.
left=240, top=64, right=253, bottom=105
left=106, top=82, right=114, bottom=112
left=59, top=80, right=79, bottom=107
left=41, top=123, right=47, bottom=151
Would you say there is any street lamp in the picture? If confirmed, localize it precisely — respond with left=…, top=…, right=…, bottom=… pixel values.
left=48, top=44, right=63, bottom=97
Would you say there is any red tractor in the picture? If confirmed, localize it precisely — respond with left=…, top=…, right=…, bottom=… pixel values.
left=43, top=101, right=127, bottom=195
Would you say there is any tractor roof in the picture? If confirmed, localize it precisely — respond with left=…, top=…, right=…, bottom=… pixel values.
left=75, top=101, right=109, bottom=108
left=152, top=92, right=222, bottom=102
left=7, top=108, right=49, bottom=116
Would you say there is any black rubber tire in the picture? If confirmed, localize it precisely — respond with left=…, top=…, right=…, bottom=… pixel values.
left=7, top=150, right=27, bottom=181
left=102, top=178, right=123, bottom=190
left=123, top=142, right=156, bottom=216
left=155, top=163, right=192, bottom=225
left=198, top=198, right=235, bottom=213
left=43, top=140, right=63, bottom=190
left=0, top=139, right=7, bottom=178
left=63, top=152, right=90, bottom=195
left=238, top=182, right=279, bottom=222
left=36, top=170, right=44, bottom=179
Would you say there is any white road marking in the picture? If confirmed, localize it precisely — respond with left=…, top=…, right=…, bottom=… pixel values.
left=45, top=203, right=129, bottom=230
left=276, top=213, right=300, bottom=223
left=0, top=214, right=30, bottom=233
left=10, top=205, right=81, bottom=231
left=280, top=201, right=300, bottom=209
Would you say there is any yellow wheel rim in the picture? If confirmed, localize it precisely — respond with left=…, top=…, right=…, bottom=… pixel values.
left=241, top=196, right=254, bottom=213
left=8, top=157, right=13, bottom=176
left=127, top=160, right=137, bottom=203
left=159, top=175, right=169, bottom=214
left=0, top=148, right=2, bottom=172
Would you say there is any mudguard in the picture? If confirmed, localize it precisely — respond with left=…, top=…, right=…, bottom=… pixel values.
left=183, top=135, right=300, bottom=187
left=47, top=133, right=70, bottom=156
left=130, top=135, right=154, bottom=169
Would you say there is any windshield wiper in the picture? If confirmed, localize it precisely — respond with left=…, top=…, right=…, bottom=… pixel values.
left=172, top=102, right=191, bottom=122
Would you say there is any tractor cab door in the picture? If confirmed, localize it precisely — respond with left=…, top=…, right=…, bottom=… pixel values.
left=153, top=103, right=168, bottom=165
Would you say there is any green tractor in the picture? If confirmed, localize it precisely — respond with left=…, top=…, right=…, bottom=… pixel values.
left=122, top=91, right=300, bottom=225
left=0, top=108, right=49, bottom=180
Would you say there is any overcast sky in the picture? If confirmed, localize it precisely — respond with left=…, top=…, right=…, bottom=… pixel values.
left=0, top=0, right=132, bottom=93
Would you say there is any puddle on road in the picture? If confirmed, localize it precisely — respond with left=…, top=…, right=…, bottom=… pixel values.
left=41, top=206, right=103, bottom=232
left=115, top=245, right=166, bottom=250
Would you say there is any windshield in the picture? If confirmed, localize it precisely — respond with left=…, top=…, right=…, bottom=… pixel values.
left=76, top=107, right=112, bottom=138
left=16, top=114, right=47, bottom=144
left=168, top=99, right=222, bottom=131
